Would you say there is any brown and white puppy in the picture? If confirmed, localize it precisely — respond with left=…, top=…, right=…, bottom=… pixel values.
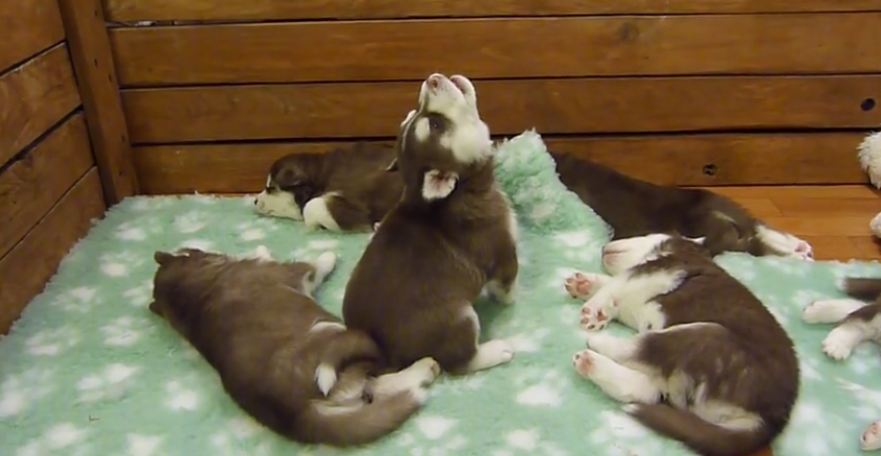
left=149, top=246, right=440, bottom=446
left=565, top=234, right=799, bottom=456
left=254, top=143, right=403, bottom=231
left=343, top=73, right=519, bottom=374
left=552, top=152, right=813, bottom=260
left=802, top=277, right=881, bottom=451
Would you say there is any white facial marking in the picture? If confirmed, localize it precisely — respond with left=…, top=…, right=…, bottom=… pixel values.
left=417, top=74, right=491, bottom=164
left=802, top=299, right=866, bottom=324
left=302, top=194, right=341, bottom=231
left=414, top=117, right=430, bottom=142
left=254, top=189, right=303, bottom=220
left=421, top=170, right=458, bottom=201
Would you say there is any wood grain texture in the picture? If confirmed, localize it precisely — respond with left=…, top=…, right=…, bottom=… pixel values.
left=109, top=13, right=881, bottom=86
left=103, top=0, right=881, bottom=21
left=0, top=114, right=93, bottom=259
left=59, top=0, right=139, bottom=204
left=123, top=76, right=881, bottom=143
left=0, top=0, right=65, bottom=72
left=0, top=169, right=104, bottom=334
left=132, top=133, right=868, bottom=194
left=0, top=44, right=81, bottom=167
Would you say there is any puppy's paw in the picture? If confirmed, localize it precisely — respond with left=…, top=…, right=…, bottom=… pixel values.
left=565, top=272, right=603, bottom=299
left=313, top=251, right=337, bottom=277
left=572, top=350, right=594, bottom=378
left=794, top=239, right=814, bottom=262
left=823, top=326, right=857, bottom=360
left=580, top=301, right=612, bottom=331
left=411, top=357, right=442, bottom=386
left=862, top=420, right=881, bottom=451
left=486, top=280, right=515, bottom=305
left=314, top=363, right=337, bottom=397
left=422, top=170, right=458, bottom=201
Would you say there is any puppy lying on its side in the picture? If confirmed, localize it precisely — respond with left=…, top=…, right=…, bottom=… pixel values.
left=565, top=234, right=799, bottom=456
left=254, top=143, right=403, bottom=231
left=803, top=278, right=881, bottom=451
left=552, top=152, right=813, bottom=260
left=344, top=73, right=519, bottom=374
left=149, top=246, right=439, bottom=446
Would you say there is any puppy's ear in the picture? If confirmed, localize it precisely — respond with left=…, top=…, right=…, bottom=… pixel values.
left=385, top=158, right=398, bottom=172
left=275, top=168, right=300, bottom=188
left=154, top=251, right=175, bottom=265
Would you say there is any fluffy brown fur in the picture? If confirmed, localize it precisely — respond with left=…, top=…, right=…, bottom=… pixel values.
left=254, top=143, right=402, bottom=231
left=343, top=74, right=518, bottom=373
left=569, top=235, right=799, bottom=456
left=149, top=248, right=436, bottom=446
left=551, top=152, right=813, bottom=259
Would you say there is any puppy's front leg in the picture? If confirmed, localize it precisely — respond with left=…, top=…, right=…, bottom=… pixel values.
left=565, top=271, right=612, bottom=300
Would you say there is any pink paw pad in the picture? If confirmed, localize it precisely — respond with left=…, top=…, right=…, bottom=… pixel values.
left=580, top=306, right=610, bottom=331
left=862, top=421, right=881, bottom=451
left=572, top=350, right=593, bottom=377
left=565, top=272, right=594, bottom=298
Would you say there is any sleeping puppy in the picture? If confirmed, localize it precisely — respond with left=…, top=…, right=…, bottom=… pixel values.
left=565, top=234, right=799, bottom=456
left=149, top=246, right=439, bottom=446
left=343, top=73, right=519, bottom=374
left=552, top=152, right=813, bottom=260
left=254, top=143, right=403, bottom=231
left=802, top=277, right=881, bottom=451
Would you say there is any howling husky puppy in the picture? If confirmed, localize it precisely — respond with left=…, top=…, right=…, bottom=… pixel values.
left=343, top=73, right=519, bottom=373
left=565, top=234, right=799, bottom=456
left=803, top=277, right=881, bottom=451
left=149, top=246, right=439, bottom=446
left=552, top=152, right=813, bottom=260
left=254, top=143, right=402, bottom=231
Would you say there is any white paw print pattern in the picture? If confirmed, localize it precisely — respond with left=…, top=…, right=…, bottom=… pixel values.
left=587, top=410, right=657, bottom=452
left=515, top=370, right=567, bottom=407
left=100, top=251, right=145, bottom=278
left=48, top=286, right=101, bottom=313
left=123, top=280, right=154, bottom=308
left=77, top=363, right=140, bottom=403
left=102, top=316, right=150, bottom=347
left=165, top=380, right=200, bottom=411
left=127, top=434, right=163, bottom=456
left=414, top=415, right=457, bottom=440
left=0, top=368, right=54, bottom=417
left=506, top=328, right=550, bottom=354
left=15, top=422, right=88, bottom=455
left=115, top=222, right=147, bottom=241
left=174, top=211, right=208, bottom=234
left=25, top=326, right=81, bottom=357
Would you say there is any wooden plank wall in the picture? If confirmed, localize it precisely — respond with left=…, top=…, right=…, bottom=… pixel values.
left=101, top=1, right=881, bottom=193
left=0, top=0, right=108, bottom=333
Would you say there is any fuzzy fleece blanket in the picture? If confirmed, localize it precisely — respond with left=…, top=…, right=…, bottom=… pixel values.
left=1, top=131, right=881, bottom=456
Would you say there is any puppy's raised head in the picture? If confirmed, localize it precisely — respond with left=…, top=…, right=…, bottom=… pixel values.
left=392, top=74, right=493, bottom=202
left=254, top=154, right=324, bottom=220
left=601, top=234, right=709, bottom=274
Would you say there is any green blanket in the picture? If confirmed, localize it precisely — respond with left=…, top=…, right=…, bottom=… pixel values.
left=1, top=131, right=879, bottom=456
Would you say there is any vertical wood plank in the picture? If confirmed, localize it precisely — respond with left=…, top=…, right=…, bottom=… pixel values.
left=58, top=0, right=138, bottom=204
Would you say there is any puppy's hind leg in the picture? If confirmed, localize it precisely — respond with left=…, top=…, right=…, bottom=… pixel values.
left=572, top=349, right=660, bottom=404
left=365, top=358, right=442, bottom=402
left=486, top=239, right=518, bottom=305
left=302, top=252, right=337, bottom=296
left=823, top=302, right=881, bottom=360
left=803, top=299, right=867, bottom=324
left=443, top=306, right=515, bottom=374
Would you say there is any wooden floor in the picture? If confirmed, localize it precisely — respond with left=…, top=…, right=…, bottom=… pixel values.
left=700, top=185, right=881, bottom=456
left=707, top=184, right=881, bottom=262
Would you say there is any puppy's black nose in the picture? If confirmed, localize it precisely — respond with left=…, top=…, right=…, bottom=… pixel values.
left=253, top=199, right=258, bottom=205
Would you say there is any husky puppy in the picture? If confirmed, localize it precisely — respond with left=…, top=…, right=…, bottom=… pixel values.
left=565, top=234, right=799, bottom=456
left=552, top=152, right=813, bottom=260
left=254, top=143, right=402, bottom=231
left=343, top=74, right=519, bottom=373
left=803, top=277, right=881, bottom=451
left=149, top=246, right=439, bottom=446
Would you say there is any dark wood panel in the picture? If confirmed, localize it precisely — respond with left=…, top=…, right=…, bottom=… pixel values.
left=0, top=45, right=81, bottom=166
left=123, top=76, right=881, bottom=143
left=132, top=133, right=868, bottom=194
left=0, top=0, right=65, bottom=72
left=60, top=0, right=139, bottom=204
left=0, top=169, right=105, bottom=334
left=0, top=114, right=94, bottom=258
left=109, top=14, right=881, bottom=85
left=103, top=0, right=881, bottom=21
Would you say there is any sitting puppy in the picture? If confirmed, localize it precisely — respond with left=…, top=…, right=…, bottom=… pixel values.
left=803, top=277, right=881, bottom=451
left=254, top=143, right=403, bottom=231
left=149, top=246, right=439, bottom=446
left=552, top=152, right=813, bottom=260
left=565, top=234, right=799, bottom=456
left=343, top=73, right=519, bottom=374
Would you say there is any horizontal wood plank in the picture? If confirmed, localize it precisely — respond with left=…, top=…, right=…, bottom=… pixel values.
left=0, top=114, right=94, bottom=258
left=132, top=133, right=869, bottom=194
left=0, top=0, right=65, bottom=72
left=109, top=14, right=881, bottom=86
left=0, top=45, right=81, bottom=166
left=103, top=0, right=881, bottom=22
left=0, top=169, right=105, bottom=334
left=123, top=76, right=881, bottom=143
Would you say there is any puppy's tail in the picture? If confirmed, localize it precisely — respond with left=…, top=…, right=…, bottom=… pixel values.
left=625, top=403, right=773, bottom=456
left=314, top=328, right=384, bottom=396
left=843, top=277, right=881, bottom=301
left=295, top=389, right=425, bottom=446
